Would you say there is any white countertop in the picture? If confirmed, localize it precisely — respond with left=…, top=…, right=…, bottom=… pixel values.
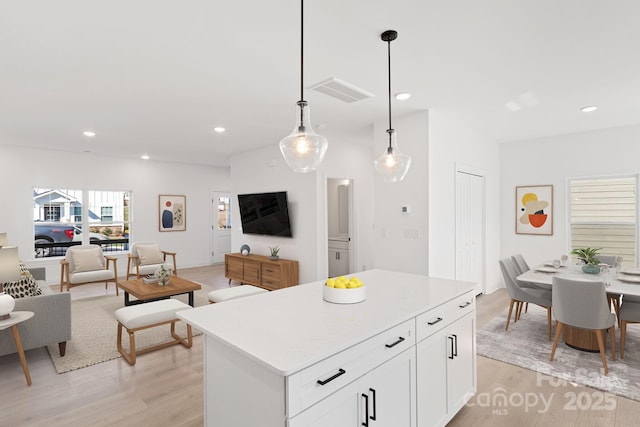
left=178, top=269, right=475, bottom=376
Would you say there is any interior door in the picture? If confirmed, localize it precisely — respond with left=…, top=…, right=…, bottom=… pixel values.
left=212, top=192, right=231, bottom=264
left=455, top=170, right=484, bottom=295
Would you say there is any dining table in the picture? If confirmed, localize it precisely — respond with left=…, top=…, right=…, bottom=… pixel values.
left=517, top=263, right=640, bottom=352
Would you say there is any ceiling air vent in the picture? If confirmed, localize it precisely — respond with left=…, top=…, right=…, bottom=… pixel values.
left=309, top=78, right=374, bottom=103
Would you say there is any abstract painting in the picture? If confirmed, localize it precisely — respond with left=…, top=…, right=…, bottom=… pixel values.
left=159, top=195, right=186, bottom=232
left=516, top=185, right=553, bottom=235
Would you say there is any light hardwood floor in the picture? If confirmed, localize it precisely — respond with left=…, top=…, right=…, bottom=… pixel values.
left=0, top=265, right=637, bottom=426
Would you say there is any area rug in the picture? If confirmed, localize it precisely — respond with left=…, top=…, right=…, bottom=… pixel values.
left=46, top=286, right=211, bottom=373
left=477, top=306, right=640, bottom=402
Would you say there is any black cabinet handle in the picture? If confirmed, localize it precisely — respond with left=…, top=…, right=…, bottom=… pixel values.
left=369, top=388, right=377, bottom=421
left=317, top=368, right=346, bottom=386
left=385, top=336, right=405, bottom=348
left=427, top=317, right=443, bottom=326
left=448, top=336, right=455, bottom=359
left=459, top=301, right=472, bottom=308
left=453, top=334, right=458, bottom=357
left=361, top=393, right=369, bottom=426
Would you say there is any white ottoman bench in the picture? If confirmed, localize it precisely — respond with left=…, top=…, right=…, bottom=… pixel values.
left=208, top=285, right=268, bottom=303
left=115, top=299, right=193, bottom=365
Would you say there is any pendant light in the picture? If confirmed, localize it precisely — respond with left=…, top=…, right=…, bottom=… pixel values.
left=279, top=0, right=328, bottom=173
left=374, top=30, right=411, bottom=183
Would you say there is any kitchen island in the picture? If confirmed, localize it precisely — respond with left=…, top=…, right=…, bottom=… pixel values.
left=178, top=269, right=477, bottom=427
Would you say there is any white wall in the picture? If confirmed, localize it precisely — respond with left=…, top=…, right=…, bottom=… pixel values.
left=229, top=136, right=374, bottom=284
left=501, top=124, right=640, bottom=269
left=0, top=145, right=230, bottom=282
left=428, top=109, right=502, bottom=293
left=373, top=111, right=430, bottom=275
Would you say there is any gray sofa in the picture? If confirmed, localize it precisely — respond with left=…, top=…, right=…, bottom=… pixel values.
left=0, top=267, right=71, bottom=357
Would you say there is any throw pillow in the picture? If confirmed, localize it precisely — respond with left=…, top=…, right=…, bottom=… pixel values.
left=136, top=244, right=164, bottom=265
left=71, top=246, right=105, bottom=273
left=2, top=269, right=43, bottom=299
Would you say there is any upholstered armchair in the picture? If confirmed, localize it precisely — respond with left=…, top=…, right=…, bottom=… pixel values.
left=60, top=245, right=119, bottom=295
left=126, top=242, right=177, bottom=280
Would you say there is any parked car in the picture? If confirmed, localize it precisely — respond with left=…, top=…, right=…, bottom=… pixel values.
left=34, top=224, right=108, bottom=257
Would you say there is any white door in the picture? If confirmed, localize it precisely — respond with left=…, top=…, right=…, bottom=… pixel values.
left=212, top=192, right=231, bottom=264
left=455, top=169, right=484, bottom=295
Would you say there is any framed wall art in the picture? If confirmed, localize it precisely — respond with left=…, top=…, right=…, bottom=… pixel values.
left=159, top=195, right=186, bottom=232
left=516, top=185, right=553, bottom=235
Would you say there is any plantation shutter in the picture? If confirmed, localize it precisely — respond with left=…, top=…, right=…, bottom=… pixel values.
left=569, top=176, right=637, bottom=267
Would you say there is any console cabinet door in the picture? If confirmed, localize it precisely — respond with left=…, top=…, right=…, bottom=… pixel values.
left=243, top=259, right=261, bottom=285
left=226, top=256, right=243, bottom=281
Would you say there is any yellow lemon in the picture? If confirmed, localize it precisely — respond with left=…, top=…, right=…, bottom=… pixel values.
left=347, top=278, right=359, bottom=288
left=326, top=278, right=335, bottom=288
left=334, top=281, right=347, bottom=289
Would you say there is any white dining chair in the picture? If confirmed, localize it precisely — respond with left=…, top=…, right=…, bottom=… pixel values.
left=499, top=258, right=553, bottom=340
left=619, top=295, right=640, bottom=358
left=550, top=276, right=616, bottom=375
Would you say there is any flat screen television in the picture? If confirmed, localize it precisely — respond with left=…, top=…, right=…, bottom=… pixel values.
left=237, top=191, right=293, bottom=237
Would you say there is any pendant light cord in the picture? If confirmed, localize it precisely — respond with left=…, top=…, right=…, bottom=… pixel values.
left=387, top=37, right=392, bottom=135
left=300, top=0, right=304, bottom=103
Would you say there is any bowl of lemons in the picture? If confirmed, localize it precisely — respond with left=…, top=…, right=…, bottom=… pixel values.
left=323, top=275, right=366, bottom=304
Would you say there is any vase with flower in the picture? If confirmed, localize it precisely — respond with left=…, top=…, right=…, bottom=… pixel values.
left=155, top=264, right=173, bottom=286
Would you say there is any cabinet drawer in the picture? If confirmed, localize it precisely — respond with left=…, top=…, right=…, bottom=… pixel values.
left=286, top=319, right=415, bottom=417
left=415, top=292, right=475, bottom=343
left=262, top=264, right=281, bottom=281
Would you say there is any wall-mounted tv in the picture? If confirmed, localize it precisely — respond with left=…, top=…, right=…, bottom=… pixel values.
left=237, top=191, right=293, bottom=237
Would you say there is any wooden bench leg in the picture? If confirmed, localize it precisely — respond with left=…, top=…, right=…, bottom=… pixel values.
left=117, top=322, right=137, bottom=365
left=117, top=320, right=192, bottom=366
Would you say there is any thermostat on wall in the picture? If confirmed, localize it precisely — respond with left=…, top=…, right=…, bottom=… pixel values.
left=401, top=206, right=411, bottom=214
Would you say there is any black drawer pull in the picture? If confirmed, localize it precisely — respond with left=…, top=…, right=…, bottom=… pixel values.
left=317, top=368, right=346, bottom=385
left=427, top=317, right=443, bottom=325
left=459, top=301, right=472, bottom=308
left=385, top=336, right=405, bottom=348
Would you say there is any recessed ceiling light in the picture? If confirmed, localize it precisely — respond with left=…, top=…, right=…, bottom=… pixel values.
left=214, top=127, right=226, bottom=133
left=141, top=154, right=150, bottom=160
left=394, top=92, right=411, bottom=101
left=83, top=130, right=96, bottom=137
left=581, top=105, right=598, bottom=113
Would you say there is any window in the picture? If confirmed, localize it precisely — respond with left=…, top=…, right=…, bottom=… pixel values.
left=33, top=188, right=131, bottom=258
left=569, top=176, right=637, bottom=267
left=217, top=196, right=231, bottom=229
left=101, top=206, right=114, bottom=222
left=71, top=206, right=82, bottom=222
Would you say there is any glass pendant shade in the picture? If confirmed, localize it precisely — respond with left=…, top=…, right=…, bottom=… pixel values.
left=374, top=129, right=411, bottom=183
left=279, top=101, right=328, bottom=173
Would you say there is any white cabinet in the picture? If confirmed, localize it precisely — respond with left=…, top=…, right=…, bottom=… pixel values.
left=178, top=270, right=477, bottom=427
left=416, top=297, right=476, bottom=427
left=289, top=348, right=416, bottom=427
left=328, top=239, right=350, bottom=277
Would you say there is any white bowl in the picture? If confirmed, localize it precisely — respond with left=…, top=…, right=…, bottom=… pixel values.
left=323, top=284, right=366, bottom=304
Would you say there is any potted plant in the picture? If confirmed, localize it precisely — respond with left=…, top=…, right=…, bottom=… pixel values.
left=269, top=246, right=280, bottom=261
left=570, top=247, right=601, bottom=274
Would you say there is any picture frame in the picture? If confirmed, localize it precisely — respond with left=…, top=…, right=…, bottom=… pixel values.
left=159, top=195, right=186, bottom=232
left=515, top=185, right=553, bottom=235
